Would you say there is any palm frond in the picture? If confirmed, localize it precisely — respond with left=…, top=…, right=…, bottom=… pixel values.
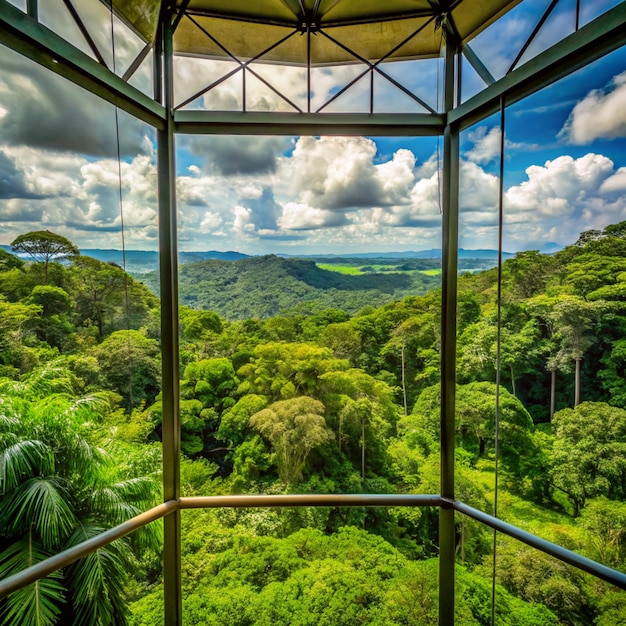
left=111, top=476, right=159, bottom=503
left=34, top=395, right=75, bottom=423
left=90, top=486, right=141, bottom=523
left=0, top=476, right=76, bottom=548
left=0, top=404, right=20, bottom=432
left=0, top=438, right=53, bottom=493
left=27, top=403, right=106, bottom=480
left=65, top=524, right=131, bottom=626
left=65, top=393, right=112, bottom=420
left=89, top=476, right=159, bottom=550
left=0, top=378, right=27, bottom=397
left=0, top=535, right=66, bottom=626
left=23, top=361, right=77, bottom=398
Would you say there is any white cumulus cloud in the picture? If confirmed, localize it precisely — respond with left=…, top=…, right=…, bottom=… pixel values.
left=502, top=153, right=626, bottom=248
left=560, top=71, right=626, bottom=144
left=200, top=211, right=224, bottom=234
left=278, top=202, right=349, bottom=230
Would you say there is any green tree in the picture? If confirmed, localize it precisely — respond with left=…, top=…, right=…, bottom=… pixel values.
left=319, top=369, right=397, bottom=481
left=0, top=296, right=42, bottom=375
left=93, top=330, right=160, bottom=410
left=487, top=535, right=591, bottom=624
left=28, top=285, right=74, bottom=350
left=317, top=321, right=361, bottom=364
left=458, top=319, right=540, bottom=397
left=249, top=396, right=331, bottom=485
left=71, top=256, right=156, bottom=344
left=237, top=342, right=348, bottom=401
left=0, top=364, right=157, bottom=625
left=380, top=310, right=439, bottom=410
left=578, top=498, right=626, bottom=569
left=182, top=358, right=238, bottom=415
left=180, top=307, right=223, bottom=343
left=529, top=294, right=606, bottom=415
left=601, top=220, right=626, bottom=239
left=564, top=252, right=626, bottom=300
left=217, top=394, right=268, bottom=448
left=0, top=248, right=24, bottom=271
left=179, top=358, right=239, bottom=463
left=550, top=402, right=626, bottom=516
left=504, top=250, right=556, bottom=300
left=72, top=256, right=128, bottom=343
left=412, top=382, right=534, bottom=479
left=457, top=320, right=498, bottom=383
left=554, top=297, right=609, bottom=406
left=11, top=231, right=79, bottom=284
left=599, top=336, right=626, bottom=407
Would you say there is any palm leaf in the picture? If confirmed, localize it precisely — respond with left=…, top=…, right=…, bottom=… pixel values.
left=0, top=378, right=27, bottom=397
left=0, top=407, right=19, bottom=432
left=0, top=535, right=66, bottom=626
left=22, top=361, right=77, bottom=398
left=0, top=476, right=76, bottom=548
left=0, top=438, right=53, bottom=493
left=90, top=476, right=160, bottom=551
left=34, top=395, right=76, bottom=424
left=65, top=393, right=112, bottom=419
left=65, top=524, right=131, bottom=626
left=28, top=402, right=106, bottom=481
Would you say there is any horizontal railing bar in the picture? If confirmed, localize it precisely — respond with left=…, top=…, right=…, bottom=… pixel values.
left=451, top=499, right=626, bottom=591
left=3, top=493, right=625, bottom=602
left=179, top=494, right=442, bottom=508
left=0, top=500, right=178, bottom=600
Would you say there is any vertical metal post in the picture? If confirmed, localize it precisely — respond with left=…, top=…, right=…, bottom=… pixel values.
left=157, top=6, right=182, bottom=626
left=439, top=32, right=459, bottom=626
left=26, top=0, right=38, bottom=20
left=307, top=27, right=311, bottom=113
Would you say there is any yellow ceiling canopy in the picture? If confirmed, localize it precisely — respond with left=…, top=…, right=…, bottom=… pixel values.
left=112, top=0, right=522, bottom=65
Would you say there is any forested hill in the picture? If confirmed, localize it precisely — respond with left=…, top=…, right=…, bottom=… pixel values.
left=143, top=254, right=440, bottom=319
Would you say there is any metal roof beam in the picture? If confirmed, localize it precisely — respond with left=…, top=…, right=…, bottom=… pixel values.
left=0, top=0, right=166, bottom=129
left=449, top=1, right=626, bottom=130
left=174, top=111, right=445, bottom=136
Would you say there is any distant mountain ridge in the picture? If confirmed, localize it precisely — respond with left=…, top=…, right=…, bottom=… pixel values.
left=0, top=245, right=519, bottom=264
left=0, top=244, right=522, bottom=277
left=81, top=249, right=249, bottom=270
left=280, top=248, right=516, bottom=259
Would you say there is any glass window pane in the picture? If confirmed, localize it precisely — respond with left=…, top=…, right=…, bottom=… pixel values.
left=0, top=42, right=161, bottom=621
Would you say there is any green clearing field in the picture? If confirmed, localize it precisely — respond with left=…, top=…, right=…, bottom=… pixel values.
left=317, top=263, right=442, bottom=277
left=316, top=263, right=363, bottom=275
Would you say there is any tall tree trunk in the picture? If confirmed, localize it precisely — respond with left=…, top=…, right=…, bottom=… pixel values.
left=338, top=412, right=343, bottom=455
left=361, top=416, right=365, bottom=483
left=401, top=341, right=408, bottom=416
left=574, top=357, right=582, bottom=407
left=510, top=364, right=516, bottom=397
left=550, top=367, right=556, bottom=421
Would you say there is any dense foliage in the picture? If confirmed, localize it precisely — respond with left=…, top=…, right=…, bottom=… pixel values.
left=1, top=224, right=626, bottom=624
left=143, top=254, right=440, bottom=319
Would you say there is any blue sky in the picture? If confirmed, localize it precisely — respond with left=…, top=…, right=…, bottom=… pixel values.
left=0, top=0, right=625, bottom=255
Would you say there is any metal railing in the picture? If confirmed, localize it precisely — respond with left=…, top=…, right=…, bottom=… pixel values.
left=1, top=493, right=625, bottom=604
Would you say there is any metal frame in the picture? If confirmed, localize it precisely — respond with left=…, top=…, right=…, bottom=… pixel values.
left=0, top=0, right=166, bottom=128
left=2, top=495, right=625, bottom=599
left=173, top=7, right=441, bottom=115
left=0, top=2, right=626, bottom=625
left=439, top=32, right=460, bottom=626
left=156, top=6, right=183, bottom=624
